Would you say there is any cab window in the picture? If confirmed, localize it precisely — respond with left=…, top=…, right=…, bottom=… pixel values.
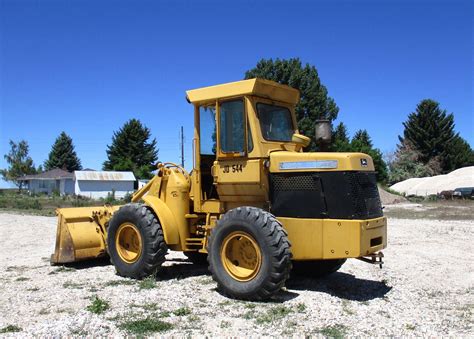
left=199, top=105, right=216, bottom=155
left=220, top=100, right=245, bottom=153
left=257, top=103, right=294, bottom=142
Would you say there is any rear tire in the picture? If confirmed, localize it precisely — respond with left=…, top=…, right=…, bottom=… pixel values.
left=107, top=203, right=168, bottom=279
left=292, top=259, right=346, bottom=278
left=208, top=206, right=292, bottom=300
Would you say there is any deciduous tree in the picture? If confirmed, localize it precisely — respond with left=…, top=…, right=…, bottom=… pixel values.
left=1, top=140, right=37, bottom=191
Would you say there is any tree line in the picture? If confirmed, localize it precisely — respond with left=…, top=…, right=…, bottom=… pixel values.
left=2, top=57, right=473, bottom=189
left=1, top=119, right=158, bottom=189
left=245, top=58, right=473, bottom=184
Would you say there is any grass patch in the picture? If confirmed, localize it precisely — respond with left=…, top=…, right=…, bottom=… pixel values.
left=15, top=277, right=30, bottom=281
left=242, top=310, right=255, bottom=320
left=131, top=303, right=161, bottom=312
left=119, top=318, right=173, bottom=335
left=173, top=307, right=191, bottom=316
left=220, top=320, right=231, bottom=328
left=384, top=200, right=474, bottom=220
left=6, top=265, right=28, bottom=272
left=406, top=324, right=416, bottom=330
left=86, top=295, right=109, bottom=314
left=341, top=300, right=355, bottom=315
left=186, top=314, right=201, bottom=325
left=159, top=310, right=172, bottom=318
left=39, top=308, right=49, bottom=315
left=104, top=279, right=136, bottom=287
left=27, top=287, right=40, bottom=292
left=0, top=325, right=22, bottom=333
left=49, top=266, right=76, bottom=274
left=138, top=276, right=156, bottom=290
left=197, top=277, right=214, bottom=285
left=319, top=324, right=347, bottom=339
left=296, top=302, right=306, bottom=313
left=63, top=281, right=84, bottom=289
left=218, top=300, right=232, bottom=306
left=256, top=305, right=292, bottom=324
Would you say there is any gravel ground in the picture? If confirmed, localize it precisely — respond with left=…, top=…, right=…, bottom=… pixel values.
left=0, top=209, right=473, bottom=337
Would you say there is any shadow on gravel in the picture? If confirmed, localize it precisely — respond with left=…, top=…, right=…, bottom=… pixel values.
left=287, top=272, right=392, bottom=301
left=158, top=261, right=210, bottom=280
left=55, top=256, right=112, bottom=270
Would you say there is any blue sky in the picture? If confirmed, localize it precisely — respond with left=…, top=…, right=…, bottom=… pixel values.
left=0, top=0, right=472, bottom=187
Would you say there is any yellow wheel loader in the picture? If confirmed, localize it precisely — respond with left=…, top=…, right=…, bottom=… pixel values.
left=52, top=79, right=387, bottom=300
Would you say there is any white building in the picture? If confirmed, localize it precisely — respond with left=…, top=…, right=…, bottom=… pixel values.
left=20, top=168, right=75, bottom=195
left=20, top=169, right=136, bottom=199
left=74, top=170, right=136, bottom=199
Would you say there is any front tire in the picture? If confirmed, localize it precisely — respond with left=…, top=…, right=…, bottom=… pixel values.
left=207, top=206, right=292, bottom=300
left=107, top=203, right=168, bottom=279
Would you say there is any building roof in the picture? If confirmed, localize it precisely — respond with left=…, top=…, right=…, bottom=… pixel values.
left=185, top=78, right=300, bottom=105
left=19, top=168, right=74, bottom=181
left=74, top=170, right=136, bottom=181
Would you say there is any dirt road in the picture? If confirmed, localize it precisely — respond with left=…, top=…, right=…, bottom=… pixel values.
left=0, top=209, right=472, bottom=336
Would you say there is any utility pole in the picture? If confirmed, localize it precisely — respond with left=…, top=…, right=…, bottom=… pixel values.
left=180, top=126, right=185, bottom=167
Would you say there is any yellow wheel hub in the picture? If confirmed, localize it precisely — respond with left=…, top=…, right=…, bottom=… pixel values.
left=115, top=223, right=142, bottom=264
left=220, top=231, right=262, bottom=282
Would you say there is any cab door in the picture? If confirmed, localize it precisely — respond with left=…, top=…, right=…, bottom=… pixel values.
left=214, top=98, right=264, bottom=203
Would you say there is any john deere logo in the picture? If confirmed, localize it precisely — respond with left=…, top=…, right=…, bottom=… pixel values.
left=360, top=159, right=368, bottom=167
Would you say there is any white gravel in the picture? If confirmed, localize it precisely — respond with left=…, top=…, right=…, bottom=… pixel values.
left=0, top=211, right=473, bottom=337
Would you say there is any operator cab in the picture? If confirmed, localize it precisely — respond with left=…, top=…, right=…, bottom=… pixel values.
left=186, top=79, right=304, bottom=213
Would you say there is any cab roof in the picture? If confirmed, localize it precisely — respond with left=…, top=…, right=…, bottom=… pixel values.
left=186, top=78, right=300, bottom=105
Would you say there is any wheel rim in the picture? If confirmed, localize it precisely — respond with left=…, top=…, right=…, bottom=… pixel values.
left=220, top=231, right=262, bottom=282
left=115, top=223, right=142, bottom=264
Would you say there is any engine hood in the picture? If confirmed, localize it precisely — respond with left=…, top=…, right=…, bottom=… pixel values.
left=269, top=151, right=375, bottom=173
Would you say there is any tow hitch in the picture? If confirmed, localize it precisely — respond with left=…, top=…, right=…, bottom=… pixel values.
left=357, top=252, right=384, bottom=269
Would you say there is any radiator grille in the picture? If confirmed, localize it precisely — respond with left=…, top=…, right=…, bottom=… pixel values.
left=269, top=171, right=383, bottom=219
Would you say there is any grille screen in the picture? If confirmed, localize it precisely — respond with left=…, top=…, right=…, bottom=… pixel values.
left=272, top=174, right=318, bottom=191
left=270, top=171, right=383, bottom=220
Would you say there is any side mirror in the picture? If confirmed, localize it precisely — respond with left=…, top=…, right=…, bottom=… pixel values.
left=292, top=133, right=311, bottom=151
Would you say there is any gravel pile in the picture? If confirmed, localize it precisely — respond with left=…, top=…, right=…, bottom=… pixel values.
left=378, top=187, right=407, bottom=205
left=390, top=166, right=474, bottom=196
left=0, top=212, right=472, bottom=336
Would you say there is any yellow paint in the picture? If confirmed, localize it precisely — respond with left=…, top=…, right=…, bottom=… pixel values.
left=269, top=152, right=375, bottom=172
left=115, top=223, right=142, bottom=263
left=142, top=194, right=180, bottom=246
left=52, top=206, right=119, bottom=264
left=220, top=231, right=262, bottom=282
left=279, top=216, right=386, bottom=260
left=52, top=78, right=388, bottom=272
left=186, top=78, right=299, bottom=105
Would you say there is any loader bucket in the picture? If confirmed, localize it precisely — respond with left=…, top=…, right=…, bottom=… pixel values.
left=51, top=206, right=119, bottom=264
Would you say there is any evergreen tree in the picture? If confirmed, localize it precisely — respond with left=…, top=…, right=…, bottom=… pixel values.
left=103, top=119, right=158, bottom=179
left=44, top=132, right=82, bottom=171
left=399, top=99, right=472, bottom=172
left=331, top=122, right=351, bottom=152
left=352, top=129, right=373, bottom=148
left=351, top=129, right=388, bottom=183
left=444, top=135, right=474, bottom=171
left=0, top=140, right=37, bottom=191
left=245, top=58, right=339, bottom=151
